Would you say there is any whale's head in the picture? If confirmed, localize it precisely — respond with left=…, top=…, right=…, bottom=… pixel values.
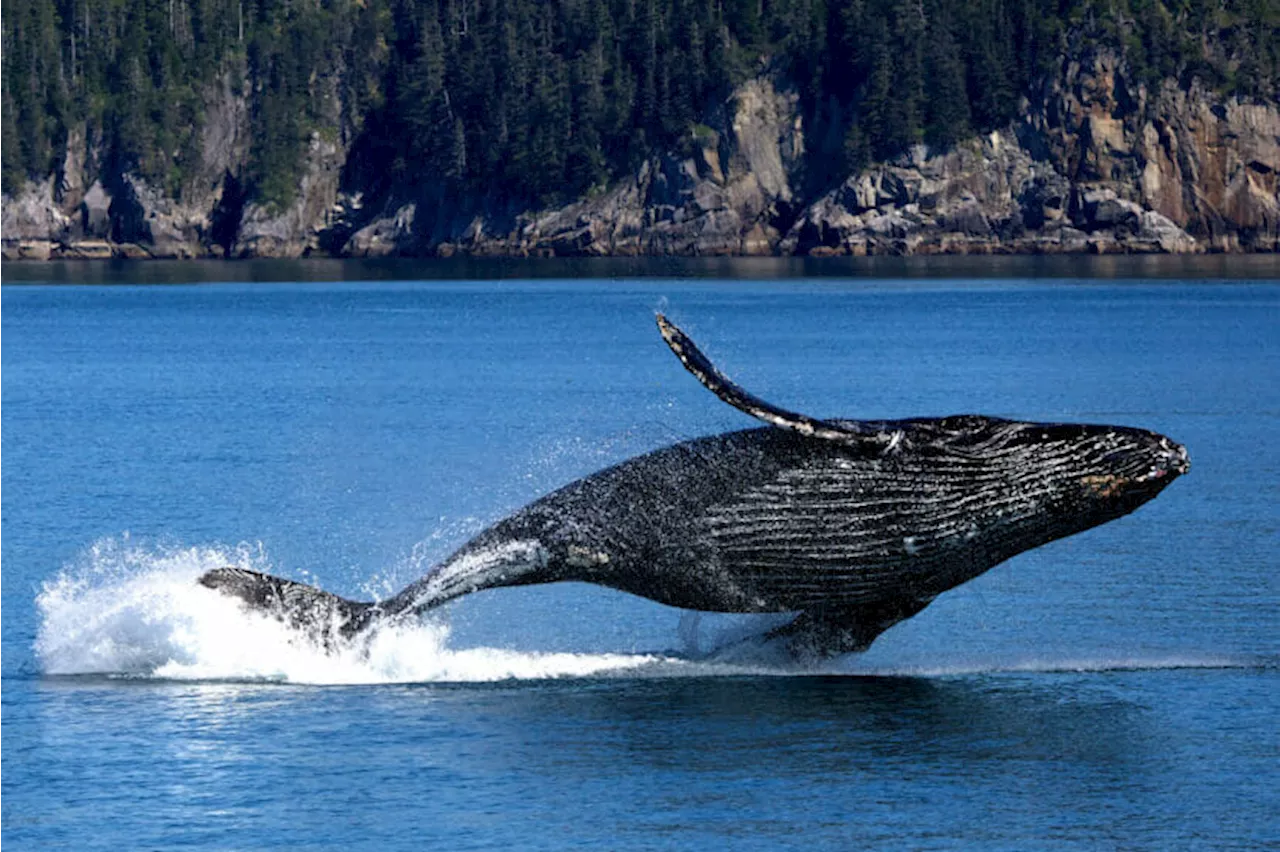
left=1066, top=425, right=1190, bottom=514
left=918, top=415, right=1190, bottom=542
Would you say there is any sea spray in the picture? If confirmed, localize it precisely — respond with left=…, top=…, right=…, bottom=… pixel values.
left=37, top=538, right=320, bottom=680
left=34, top=537, right=672, bottom=684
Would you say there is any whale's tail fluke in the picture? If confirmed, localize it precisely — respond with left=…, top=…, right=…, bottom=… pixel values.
left=198, top=567, right=380, bottom=642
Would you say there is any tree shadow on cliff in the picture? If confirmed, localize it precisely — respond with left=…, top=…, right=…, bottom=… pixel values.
left=209, top=171, right=246, bottom=258
left=102, top=169, right=149, bottom=245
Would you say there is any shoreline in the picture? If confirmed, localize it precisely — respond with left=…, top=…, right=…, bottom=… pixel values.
left=5, top=254, right=1280, bottom=285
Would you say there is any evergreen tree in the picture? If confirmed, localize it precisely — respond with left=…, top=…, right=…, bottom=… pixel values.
left=3, top=0, right=1278, bottom=208
left=2, top=85, right=27, bottom=194
left=923, top=9, right=972, bottom=149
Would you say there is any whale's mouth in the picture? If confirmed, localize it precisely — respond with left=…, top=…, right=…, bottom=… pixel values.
left=1080, top=439, right=1188, bottom=506
left=1138, top=439, right=1190, bottom=485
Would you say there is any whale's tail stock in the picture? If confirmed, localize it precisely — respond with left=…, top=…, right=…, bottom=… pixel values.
left=199, top=538, right=551, bottom=646
left=198, top=567, right=381, bottom=643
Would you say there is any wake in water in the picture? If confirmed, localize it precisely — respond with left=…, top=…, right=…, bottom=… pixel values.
left=35, top=538, right=1260, bottom=685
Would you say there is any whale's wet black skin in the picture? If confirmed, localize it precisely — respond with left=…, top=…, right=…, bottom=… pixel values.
left=200, top=315, right=1189, bottom=656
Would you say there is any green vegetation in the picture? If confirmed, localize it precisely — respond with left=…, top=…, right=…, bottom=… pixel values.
left=4, top=0, right=1278, bottom=208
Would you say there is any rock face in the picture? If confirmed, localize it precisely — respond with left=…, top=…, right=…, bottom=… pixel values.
left=343, top=76, right=806, bottom=257
left=1038, top=51, right=1278, bottom=252
left=2, top=176, right=74, bottom=258
left=2, top=71, right=254, bottom=260
left=783, top=132, right=1203, bottom=256
left=3, top=49, right=1276, bottom=259
left=233, top=132, right=347, bottom=258
left=787, top=50, right=1277, bottom=255
left=232, top=67, right=348, bottom=258
left=320, top=52, right=1279, bottom=258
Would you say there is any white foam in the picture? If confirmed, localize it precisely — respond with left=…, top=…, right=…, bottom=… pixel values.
left=34, top=538, right=669, bottom=685
left=35, top=538, right=1259, bottom=685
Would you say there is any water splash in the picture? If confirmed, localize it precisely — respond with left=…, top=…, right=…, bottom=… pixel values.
left=35, top=538, right=671, bottom=685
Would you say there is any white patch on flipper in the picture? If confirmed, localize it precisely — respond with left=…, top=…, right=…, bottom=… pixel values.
left=407, top=539, right=550, bottom=608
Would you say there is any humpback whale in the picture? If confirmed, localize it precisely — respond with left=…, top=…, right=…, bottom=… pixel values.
left=199, top=315, right=1189, bottom=656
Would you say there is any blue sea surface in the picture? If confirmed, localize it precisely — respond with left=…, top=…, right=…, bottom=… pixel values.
left=3, top=268, right=1278, bottom=849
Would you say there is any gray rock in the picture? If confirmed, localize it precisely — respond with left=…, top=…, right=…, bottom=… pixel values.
left=2, top=177, right=73, bottom=243
left=345, top=203, right=417, bottom=257
left=234, top=130, right=345, bottom=257
left=1134, top=210, right=1197, bottom=253
left=1078, top=187, right=1142, bottom=230
left=2, top=239, right=55, bottom=260
left=57, top=239, right=114, bottom=260
left=785, top=129, right=1035, bottom=254
left=80, top=182, right=112, bottom=238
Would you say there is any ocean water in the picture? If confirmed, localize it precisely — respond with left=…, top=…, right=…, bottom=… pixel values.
left=2, top=267, right=1277, bottom=850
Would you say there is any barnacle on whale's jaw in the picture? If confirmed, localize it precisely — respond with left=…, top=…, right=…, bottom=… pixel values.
left=1080, top=433, right=1189, bottom=510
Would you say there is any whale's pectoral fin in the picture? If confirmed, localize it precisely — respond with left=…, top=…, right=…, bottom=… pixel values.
left=656, top=314, right=895, bottom=451
left=767, top=596, right=933, bottom=657
left=198, top=567, right=378, bottom=641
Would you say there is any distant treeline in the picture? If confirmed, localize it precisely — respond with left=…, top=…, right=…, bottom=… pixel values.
left=4, top=0, right=1278, bottom=208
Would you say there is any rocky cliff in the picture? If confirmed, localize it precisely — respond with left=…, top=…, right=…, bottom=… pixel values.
left=1, top=66, right=350, bottom=261
left=4, top=50, right=1276, bottom=260
left=340, top=76, right=805, bottom=258
left=787, top=50, right=1277, bottom=256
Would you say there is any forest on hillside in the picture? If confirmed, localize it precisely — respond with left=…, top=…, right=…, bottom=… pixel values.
left=4, top=0, right=1278, bottom=212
